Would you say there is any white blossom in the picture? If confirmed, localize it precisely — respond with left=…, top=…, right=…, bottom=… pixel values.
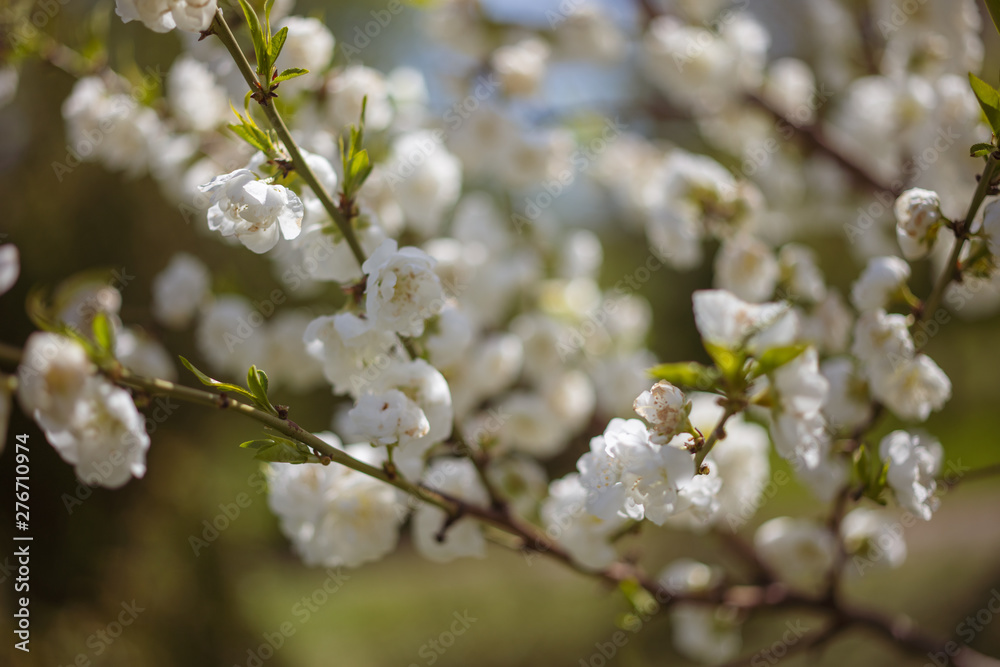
left=871, top=354, right=951, bottom=422
left=820, top=357, right=873, bottom=432
left=267, top=438, right=405, bottom=568
left=577, top=418, right=696, bottom=525
left=44, top=378, right=150, bottom=488
left=769, top=348, right=830, bottom=469
left=491, top=37, right=550, bottom=97
left=152, top=253, right=210, bottom=328
left=541, top=474, right=625, bottom=570
left=17, top=333, right=93, bottom=430
left=841, top=507, right=907, bottom=572
left=0, top=244, right=19, bottom=296
left=879, top=430, right=942, bottom=520
left=303, top=311, right=399, bottom=392
left=195, top=296, right=264, bottom=376
left=115, top=0, right=217, bottom=33
left=166, top=56, right=228, bottom=132
left=692, top=290, right=797, bottom=354
left=200, top=169, right=304, bottom=254
left=754, top=517, right=837, bottom=591
left=363, top=239, right=444, bottom=337
left=115, top=328, right=176, bottom=381
left=349, top=389, right=430, bottom=447
left=851, top=309, right=915, bottom=367
left=276, top=17, right=335, bottom=90
left=894, top=188, right=942, bottom=260
left=713, top=234, right=779, bottom=303
left=633, top=381, right=689, bottom=440
left=384, top=131, right=462, bottom=237
left=850, top=256, right=911, bottom=312
left=324, top=65, right=393, bottom=132
left=658, top=560, right=741, bottom=664
left=778, top=244, right=827, bottom=304
left=62, top=76, right=164, bottom=177
left=358, top=359, right=453, bottom=480
left=413, top=458, right=489, bottom=563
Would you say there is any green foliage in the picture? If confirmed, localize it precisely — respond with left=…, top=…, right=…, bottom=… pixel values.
left=237, top=0, right=309, bottom=95
left=751, top=344, right=809, bottom=379
left=179, top=358, right=281, bottom=417
left=970, top=142, right=995, bottom=159
left=240, top=436, right=315, bottom=463
left=339, top=97, right=374, bottom=201
left=227, top=100, right=280, bottom=157
left=984, top=0, right=1000, bottom=39
left=969, top=73, right=1000, bottom=139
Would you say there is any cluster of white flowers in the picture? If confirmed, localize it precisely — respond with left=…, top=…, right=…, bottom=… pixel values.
left=17, top=333, right=149, bottom=488
left=16, top=2, right=996, bottom=662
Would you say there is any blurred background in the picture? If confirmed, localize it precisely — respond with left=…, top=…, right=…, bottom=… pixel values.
left=2, top=0, right=1000, bottom=665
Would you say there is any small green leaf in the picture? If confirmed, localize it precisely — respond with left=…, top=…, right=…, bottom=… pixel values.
left=273, top=67, right=309, bottom=84
left=179, top=356, right=257, bottom=402
left=971, top=142, right=994, bottom=158
left=703, top=342, right=743, bottom=381
left=969, top=73, right=1000, bottom=137
left=985, top=0, right=1000, bottom=39
left=91, top=312, right=116, bottom=355
left=241, top=436, right=312, bottom=463
left=648, top=361, right=717, bottom=390
left=246, top=365, right=278, bottom=415
left=228, top=123, right=270, bottom=154
left=753, top=344, right=809, bottom=378
left=270, top=27, right=289, bottom=65
left=237, top=0, right=267, bottom=74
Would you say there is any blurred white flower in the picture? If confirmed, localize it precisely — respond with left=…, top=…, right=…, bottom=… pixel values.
left=413, top=458, right=489, bottom=563
left=879, top=430, right=942, bottom=520
left=850, top=256, right=911, bottom=312
left=152, top=253, right=210, bottom=329
left=754, top=517, right=836, bottom=591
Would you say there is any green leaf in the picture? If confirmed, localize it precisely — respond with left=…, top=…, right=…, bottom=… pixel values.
left=246, top=365, right=277, bottom=415
left=270, top=27, right=289, bottom=66
left=228, top=123, right=270, bottom=154
left=273, top=67, right=309, bottom=84
left=240, top=436, right=312, bottom=463
left=647, top=361, right=717, bottom=390
left=985, top=0, right=1000, bottom=39
left=753, top=344, right=809, bottom=378
left=91, top=312, right=116, bottom=356
left=179, top=356, right=257, bottom=402
left=969, top=73, right=1000, bottom=137
left=237, top=0, right=267, bottom=74
left=971, top=142, right=994, bottom=158
left=703, top=342, right=743, bottom=381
